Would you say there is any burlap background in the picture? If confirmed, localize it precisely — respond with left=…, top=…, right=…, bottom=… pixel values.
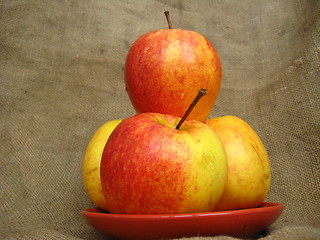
left=1, top=0, right=319, bottom=239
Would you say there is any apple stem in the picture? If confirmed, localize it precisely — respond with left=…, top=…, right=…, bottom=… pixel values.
left=176, top=89, right=207, bottom=130
left=164, top=11, right=172, bottom=29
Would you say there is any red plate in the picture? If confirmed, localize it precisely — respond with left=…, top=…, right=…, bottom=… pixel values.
left=82, top=202, right=284, bottom=240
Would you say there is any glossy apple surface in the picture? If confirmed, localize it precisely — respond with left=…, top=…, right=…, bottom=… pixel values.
left=125, top=29, right=222, bottom=122
left=100, top=113, right=228, bottom=214
left=206, top=116, right=271, bottom=211
left=83, top=119, right=122, bottom=210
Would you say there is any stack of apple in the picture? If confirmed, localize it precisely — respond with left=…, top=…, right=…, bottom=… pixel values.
left=83, top=12, right=271, bottom=214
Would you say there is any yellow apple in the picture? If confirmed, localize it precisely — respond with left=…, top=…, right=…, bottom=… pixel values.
left=206, top=116, right=271, bottom=211
left=82, top=119, right=122, bottom=210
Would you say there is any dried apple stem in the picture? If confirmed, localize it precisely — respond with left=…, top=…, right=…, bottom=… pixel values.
left=176, top=89, right=207, bottom=130
left=164, top=11, right=172, bottom=29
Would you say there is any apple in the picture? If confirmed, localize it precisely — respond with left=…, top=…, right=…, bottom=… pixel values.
left=124, top=11, right=222, bottom=122
left=82, top=119, right=122, bottom=210
left=100, top=112, right=228, bottom=214
left=206, top=116, right=271, bottom=211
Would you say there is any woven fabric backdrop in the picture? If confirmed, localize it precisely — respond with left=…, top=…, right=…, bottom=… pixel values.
left=1, top=0, right=319, bottom=239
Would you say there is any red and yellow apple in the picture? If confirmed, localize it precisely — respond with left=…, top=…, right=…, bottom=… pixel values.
left=82, top=119, right=122, bottom=210
left=100, top=112, right=228, bottom=214
left=125, top=28, right=222, bottom=122
left=206, top=116, right=271, bottom=211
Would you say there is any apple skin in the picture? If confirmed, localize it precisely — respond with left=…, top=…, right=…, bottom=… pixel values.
left=82, top=119, right=122, bottom=210
left=125, top=29, right=222, bottom=122
left=206, top=116, right=271, bottom=211
left=100, top=112, right=228, bottom=214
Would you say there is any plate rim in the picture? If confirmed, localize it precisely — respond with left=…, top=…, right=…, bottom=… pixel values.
left=82, top=202, right=285, bottom=219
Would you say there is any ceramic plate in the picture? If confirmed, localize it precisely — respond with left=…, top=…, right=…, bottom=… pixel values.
left=82, top=202, right=284, bottom=240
